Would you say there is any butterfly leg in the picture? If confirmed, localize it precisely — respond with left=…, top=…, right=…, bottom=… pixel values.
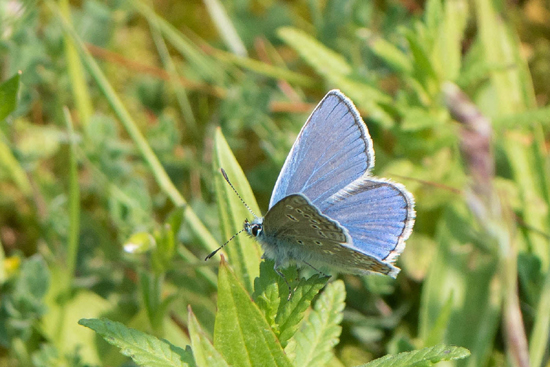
left=303, top=260, right=330, bottom=278
left=274, top=266, right=293, bottom=300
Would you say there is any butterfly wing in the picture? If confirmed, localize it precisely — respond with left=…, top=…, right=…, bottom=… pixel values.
left=260, top=194, right=397, bottom=276
left=269, top=90, right=374, bottom=209
left=321, top=177, right=415, bottom=269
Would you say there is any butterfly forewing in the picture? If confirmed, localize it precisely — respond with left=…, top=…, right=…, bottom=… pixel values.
left=269, top=91, right=374, bottom=209
left=262, top=194, right=397, bottom=275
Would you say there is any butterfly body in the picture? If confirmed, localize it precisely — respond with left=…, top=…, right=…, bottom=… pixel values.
left=243, top=90, right=416, bottom=278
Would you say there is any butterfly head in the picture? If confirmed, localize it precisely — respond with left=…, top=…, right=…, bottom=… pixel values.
left=244, top=218, right=263, bottom=237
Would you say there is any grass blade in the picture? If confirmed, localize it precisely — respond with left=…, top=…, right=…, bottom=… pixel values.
left=202, top=0, right=247, bottom=57
left=47, top=0, right=219, bottom=254
left=212, top=128, right=262, bottom=293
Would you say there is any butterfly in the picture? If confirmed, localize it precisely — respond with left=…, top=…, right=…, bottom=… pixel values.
left=209, top=90, right=415, bottom=282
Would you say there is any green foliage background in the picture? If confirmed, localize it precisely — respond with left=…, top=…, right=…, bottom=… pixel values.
left=0, top=0, right=549, bottom=366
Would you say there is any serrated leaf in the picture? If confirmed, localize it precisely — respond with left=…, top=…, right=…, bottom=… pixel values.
left=0, top=72, right=20, bottom=121
left=188, top=306, right=229, bottom=367
left=78, top=318, right=195, bottom=367
left=212, top=128, right=262, bottom=294
left=404, top=30, right=438, bottom=94
left=356, top=344, right=470, bottom=367
left=213, top=258, right=293, bottom=367
left=285, top=280, right=346, bottom=367
left=275, top=274, right=328, bottom=347
left=252, top=260, right=328, bottom=347
left=252, top=260, right=293, bottom=330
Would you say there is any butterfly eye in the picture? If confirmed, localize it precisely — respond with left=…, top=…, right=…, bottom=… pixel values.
left=251, top=224, right=262, bottom=237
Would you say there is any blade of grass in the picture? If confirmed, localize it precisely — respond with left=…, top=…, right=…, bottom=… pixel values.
left=146, top=2, right=199, bottom=137
left=0, top=133, right=32, bottom=196
left=59, top=0, right=93, bottom=126
left=62, top=107, right=79, bottom=285
left=211, top=49, right=316, bottom=87
left=212, top=128, right=262, bottom=293
left=419, top=203, right=501, bottom=367
left=131, top=0, right=228, bottom=85
left=0, top=72, right=32, bottom=197
left=529, top=263, right=550, bottom=367
left=528, top=124, right=550, bottom=367
left=475, top=0, right=547, bottom=273
left=433, top=0, right=468, bottom=81
left=202, top=0, right=247, bottom=57
left=47, top=0, right=219, bottom=254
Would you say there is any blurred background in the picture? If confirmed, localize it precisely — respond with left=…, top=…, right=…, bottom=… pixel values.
left=1, top=0, right=550, bottom=366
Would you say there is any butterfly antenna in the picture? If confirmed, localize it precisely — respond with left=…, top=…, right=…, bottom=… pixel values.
left=220, top=168, right=258, bottom=218
left=205, top=228, right=246, bottom=261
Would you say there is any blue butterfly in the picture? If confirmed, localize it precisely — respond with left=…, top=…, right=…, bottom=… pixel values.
left=211, top=90, right=415, bottom=280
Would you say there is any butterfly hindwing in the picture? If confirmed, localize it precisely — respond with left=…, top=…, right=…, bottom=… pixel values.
left=269, top=91, right=374, bottom=209
left=261, top=194, right=396, bottom=275
left=322, top=177, right=415, bottom=266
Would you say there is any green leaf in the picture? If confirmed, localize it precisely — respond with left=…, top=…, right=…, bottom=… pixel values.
left=275, top=274, right=328, bottom=347
left=356, top=344, right=470, bottom=367
left=494, top=106, right=550, bottom=129
left=423, top=292, right=454, bottom=346
left=252, top=260, right=329, bottom=347
left=188, top=306, right=229, bottom=367
left=433, top=0, right=468, bottom=81
left=424, top=0, right=443, bottom=33
left=252, top=260, right=294, bottom=331
left=0, top=255, right=50, bottom=343
left=367, top=35, right=414, bottom=75
left=404, top=30, right=438, bottom=94
left=252, top=259, right=329, bottom=344
left=213, top=258, right=293, bottom=367
left=277, top=27, right=352, bottom=77
left=78, top=318, right=195, bottom=367
left=0, top=72, right=20, bottom=121
left=285, top=280, right=346, bottom=367
left=212, top=128, right=262, bottom=293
